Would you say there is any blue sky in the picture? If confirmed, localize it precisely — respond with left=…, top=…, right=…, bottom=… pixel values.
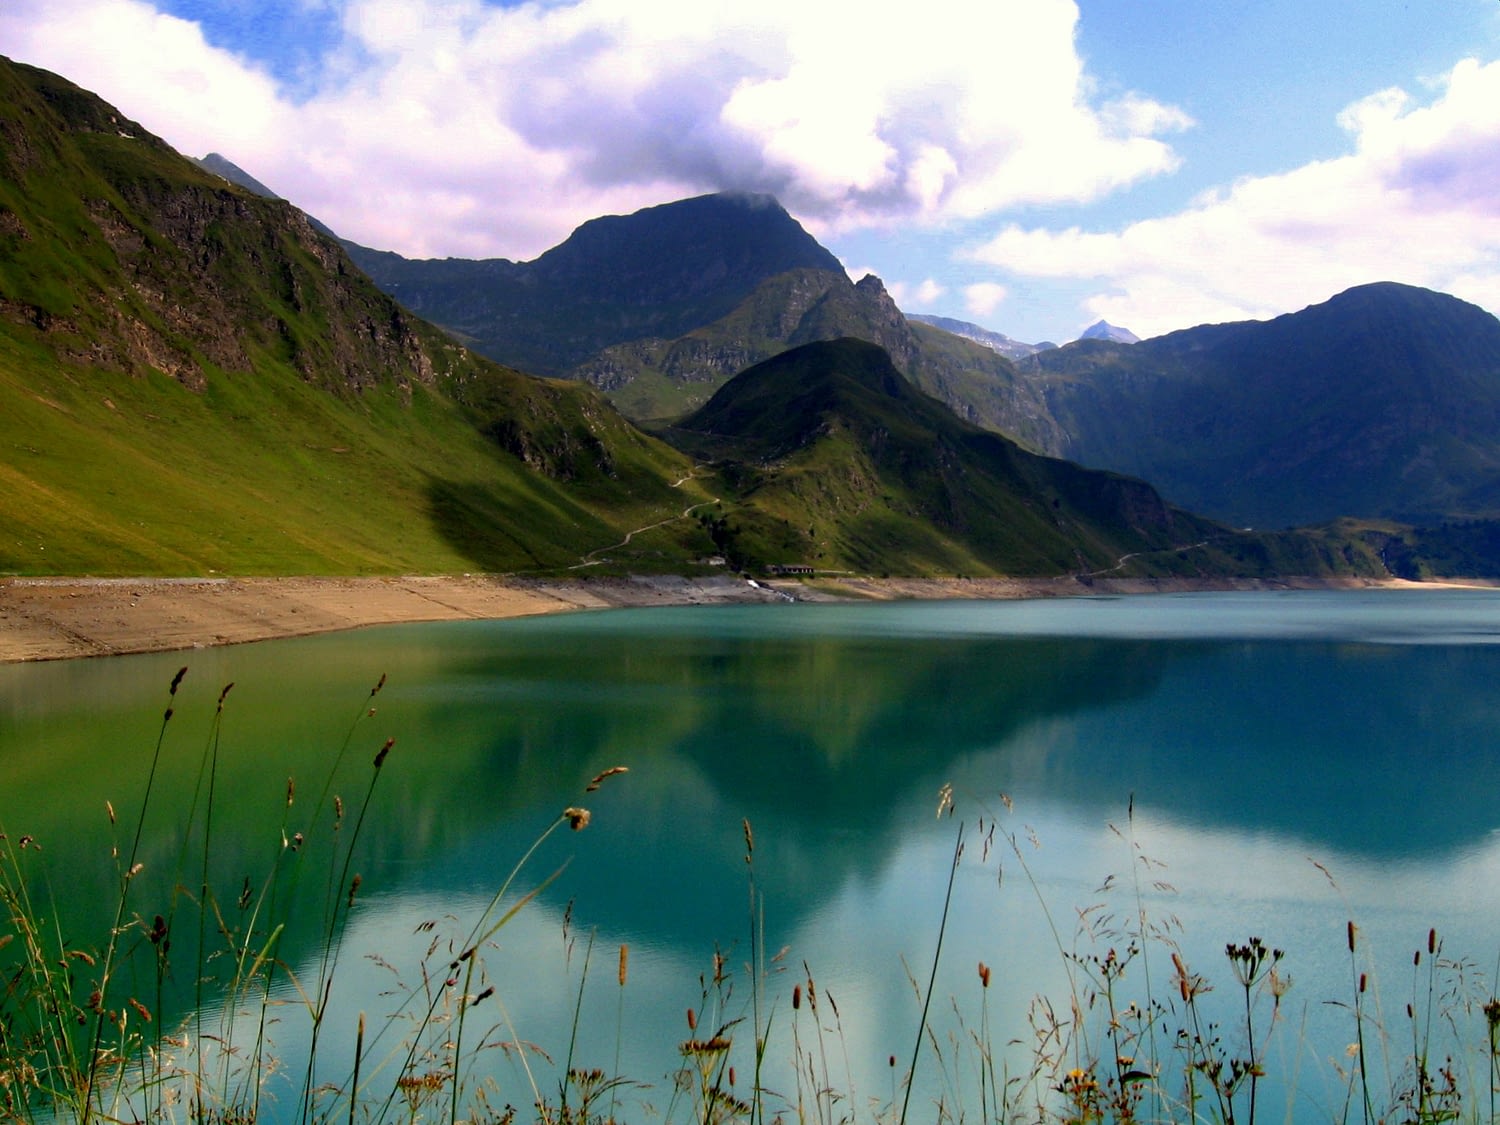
left=3, top=0, right=1499, bottom=343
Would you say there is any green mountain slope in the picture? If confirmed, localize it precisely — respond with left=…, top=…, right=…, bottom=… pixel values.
left=571, top=265, right=1062, bottom=444
left=340, top=191, right=1058, bottom=440
left=343, top=192, right=845, bottom=377
left=3, top=57, right=1468, bottom=584
left=0, top=57, right=709, bottom=576
left=1021, top=283, right=1500, bottom=528
left=661, top=338, right=1378, bottom=578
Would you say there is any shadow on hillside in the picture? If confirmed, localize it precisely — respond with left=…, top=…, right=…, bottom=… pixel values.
left=425, top=477, right=573, bottom=573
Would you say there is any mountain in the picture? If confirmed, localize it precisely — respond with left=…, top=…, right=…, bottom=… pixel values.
left=662, top=337, right=1380, bottom=578
left=4, top=56, right=1476, bottom=583
left=566, top=263, right=1061, bottom=443
left=0, top=56, right=707, bottom=576
left=1019, top=283, right=1500, bottom=529
left=1079, top=320, right=1139, bottom=344
left=343, top=192, right=845, bottom=377
left=195, top=151, right=280, bottom=199
left=194, top=152, right=340, bottom=239
left=906, top=314, right=1048, bottom=360
left=341, top=192, right=1069, bottom=439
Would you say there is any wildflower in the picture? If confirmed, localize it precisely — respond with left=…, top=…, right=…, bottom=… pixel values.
left=584, top=765, right=629, bottom=792
left=1269, top=968, right=1292, bottom=1000
left=936, top=782, right=954, bottom=818
left=680, top=1036, right=732, bottom=1055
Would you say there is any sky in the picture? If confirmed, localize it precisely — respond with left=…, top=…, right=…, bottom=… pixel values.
left=3, top=0, right=1500, bottom=344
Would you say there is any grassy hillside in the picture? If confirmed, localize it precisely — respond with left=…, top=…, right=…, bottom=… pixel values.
left=2, top=57, right=1474, bottom=584
left=661, top=338, right=1387, bottom=578
left=0, top=57, right=713, bottom=576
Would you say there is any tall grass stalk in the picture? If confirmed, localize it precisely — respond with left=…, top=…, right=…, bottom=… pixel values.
left=84, top=666, right=187, bottom=1123
left=12, top=683, right=1500, bottom=1125
left=898, top=802, right=963, bottom=1125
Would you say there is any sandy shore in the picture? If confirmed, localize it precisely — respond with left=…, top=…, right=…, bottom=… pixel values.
left=0, top=572, right=1480, bottom=664
left=0, top=574, right=812, bottom=663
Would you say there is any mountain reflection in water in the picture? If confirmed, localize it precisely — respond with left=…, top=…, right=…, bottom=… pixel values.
left=3, top=589, right=1498, bottom=1119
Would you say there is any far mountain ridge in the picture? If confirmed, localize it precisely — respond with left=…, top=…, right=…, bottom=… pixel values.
left=328, top=187, right=1064, bottom=438
left=10, top=56, right=1500, bottom=581
left=1020, top=281, right=1500, bottom=528
left=194, top=153, right=1500, bottom=534
left=342, top=192, right=845, bottom=377
left=906, top=313, right=1049, bottom=360
left=196, top=151, right=280, bottom=198
left=668, top=338, right=1205, bottom=575
left=10, top=55, right=1368, bottom=583
left=194, top=152, right=340, bottom=238
left=1080, top=319, right=1139, bottom=344
left=665, top=338, right=1385, bottom=578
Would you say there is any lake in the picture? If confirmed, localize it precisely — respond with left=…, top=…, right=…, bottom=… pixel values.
left=3, top=588, right=1499, bottom=1122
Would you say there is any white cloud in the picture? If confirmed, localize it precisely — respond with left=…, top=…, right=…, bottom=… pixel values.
left=0, top=0, right=289, bottom=154
left=964, top=282, right=1008, bottom=319
left=966, top=57, right=1500, bottom=337
left=0, top=0, right=1190, bottom=260
left=883, top=277, right=946, bottom=309
left=913, top=278, right=946, bottom=306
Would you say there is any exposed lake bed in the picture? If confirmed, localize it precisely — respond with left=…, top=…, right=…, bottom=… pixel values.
left=2, top=572, right=1481, bottom=663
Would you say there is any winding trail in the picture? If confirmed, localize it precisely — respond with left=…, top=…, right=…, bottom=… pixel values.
left=570, top=467, right=719, bottom=570
left=1081, top=539, right=1211, bottom=578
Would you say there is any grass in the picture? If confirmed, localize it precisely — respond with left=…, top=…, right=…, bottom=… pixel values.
left=1, top=56, right=716, bottom=580
left=2, top=673, right=1499, bottom=1124
left=0, top=323, right=717, bottom=577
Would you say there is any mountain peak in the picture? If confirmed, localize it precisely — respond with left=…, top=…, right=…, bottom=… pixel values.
left=346, top=190, right=847, bottom=376
left=196, top=152, right=282, bottom=200
left=907, top=313, right=1045, bottom=360
left=1080, top=320, right=1139, bottom=344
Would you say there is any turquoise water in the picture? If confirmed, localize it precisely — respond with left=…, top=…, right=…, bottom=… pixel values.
left=3, top=588, right=1499, bottom=1120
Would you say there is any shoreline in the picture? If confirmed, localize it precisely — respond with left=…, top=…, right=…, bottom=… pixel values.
left=1, top=572, right=1492, bottom=664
